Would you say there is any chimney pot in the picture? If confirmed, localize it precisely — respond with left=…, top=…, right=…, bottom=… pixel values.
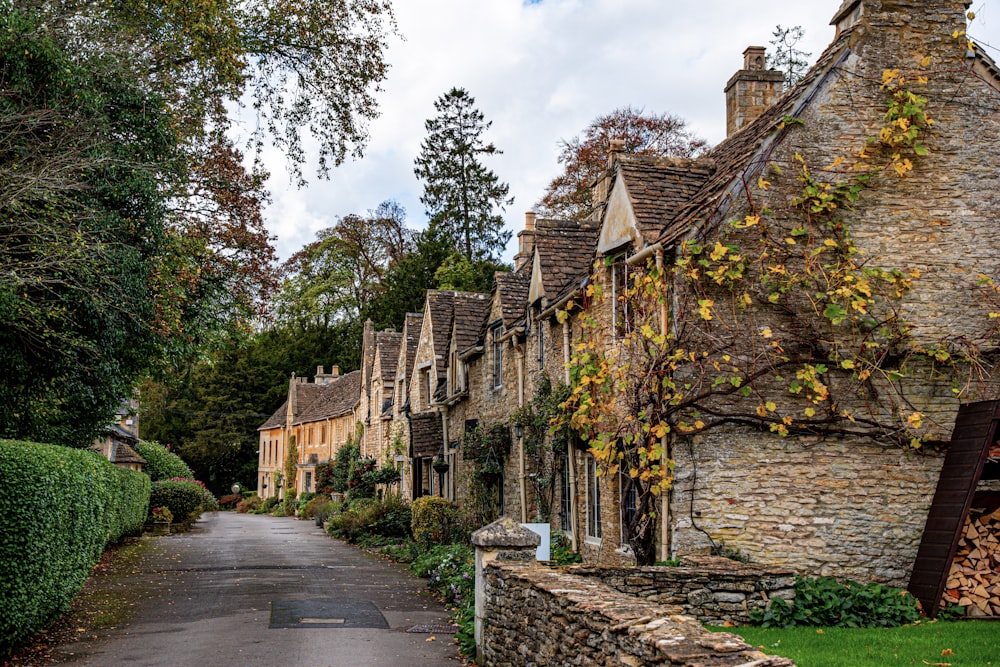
left=724, top=46, right=784, bottom=137
left=317, top=365, right=324, bottom=376
left=332, top=365, right=340, bottom=377
left=525, top=211, right=536, bottom=231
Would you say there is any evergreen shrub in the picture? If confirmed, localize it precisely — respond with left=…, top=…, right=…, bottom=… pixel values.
left=0, top=440, right=150, bottom=655
left=148, top=480, right=204, bottom=524
left=133, top=440, right=194, bottom=481
left=410, top=495, right=455, bottom=543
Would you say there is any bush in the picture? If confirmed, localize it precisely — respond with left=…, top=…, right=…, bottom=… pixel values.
left=149, top=480, right=204, bottom=524
left=270, top=500, right=293, bottom=517
left=134, top=440, right=193, bottom=481
left=550, top=532, right=582, bottom=565
left=236, top=496, right=263, bottom=513
left=0, top=440, right=150, bottom=655
left=410, top=495, right=456, bottom=544
left=331, top=442, right=359, bottom=493
left=261, top=495, right=280, bottom=512
left=219, top=493, right=242, bottom=509
left=300, top=495, right=333, bottom=520
left=326, top=494, right=412, bottom=543
left=751, top=576, right=922, bottom=628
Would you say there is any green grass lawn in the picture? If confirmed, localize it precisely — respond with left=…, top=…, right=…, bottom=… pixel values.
left=715, top=621, right=1000, bottom=667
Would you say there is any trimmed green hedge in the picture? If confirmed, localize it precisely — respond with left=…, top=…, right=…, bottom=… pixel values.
left=149, top=479, right=204, bottom=524
left=0, top=440, right=151, bottom=654
left=134, top=440, right=194, bottom=481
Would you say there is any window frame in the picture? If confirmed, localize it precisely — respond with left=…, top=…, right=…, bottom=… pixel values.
left=491, top=322, right=503, bottom=389
left=586, top=454, right=602, bottom=542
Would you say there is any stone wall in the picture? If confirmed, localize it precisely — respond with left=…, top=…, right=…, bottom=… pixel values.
left=672, top=432, right=944, bottom=585
left=571, top=557, right=795, bottom=625
left=481, top=561, right=794, bottom=667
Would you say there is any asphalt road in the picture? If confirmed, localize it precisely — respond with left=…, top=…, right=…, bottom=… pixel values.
left=51, top=512, right=462, bottom=667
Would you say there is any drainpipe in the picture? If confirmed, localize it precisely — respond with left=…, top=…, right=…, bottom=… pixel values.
left=514, top=337, right=527, bottom=523
left=656, top=247, right=672, bottom=563
left=562, top=318, right=579, bottom=550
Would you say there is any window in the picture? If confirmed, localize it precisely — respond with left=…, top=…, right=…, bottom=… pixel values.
left=537, top=319, right=545, bottom=367
left=425, top=369, right=433, bottom=408
left=492, top=323, right=503, bottom=388
left=586, top=454, right=602, bottom=540
left=611, top=252, right=633, bottom=339
left=621, top=472, right=638, bottom=538
left=559, top=455, right=572, bottom=534
left=304, top=471, right=313, bottom=493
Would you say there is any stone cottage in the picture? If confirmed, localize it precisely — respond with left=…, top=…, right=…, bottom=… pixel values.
left=256, top=366, right=359, bottom=498
left=552, top=0, right=1000, bottom=581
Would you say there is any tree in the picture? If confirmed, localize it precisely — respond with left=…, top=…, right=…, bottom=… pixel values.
left=768, top=25, right=811, bottom=90
left=536, top=107, right=706, bottom=220
left=275, top=201, right=414, bottom=328
left=0, top=11, right=180, bottom=445
left=0, top=1, right=394, bottom=445
left=414, top=87, right=513, bottom=262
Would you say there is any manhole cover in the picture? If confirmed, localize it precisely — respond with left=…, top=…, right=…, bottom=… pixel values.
left=406, top=624, right=460, bottom=634
left=270, top=600, right=388, bottom=629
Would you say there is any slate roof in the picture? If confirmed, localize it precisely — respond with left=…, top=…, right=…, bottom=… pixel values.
left=113, top=441, right=145, bottom=464
left=425, top=290, right=456, bottom=380
left=410, top=411, right=443, bottom=458
left=616, top=156, right=715, bottom=246
left=656, top=27, right=856, bottom=247
left=533, top=218, right=599, bottom=305
left=452, top=291, right=491, bottom=353
left=402, top=312, right=423, bottom=381
left=494, top=271, right=529, bottom=328
left=375, top=331, right=402, bottom=384
left=295, top=370, right=361, bottom=424
left=259, top=400, right=287, bottom=430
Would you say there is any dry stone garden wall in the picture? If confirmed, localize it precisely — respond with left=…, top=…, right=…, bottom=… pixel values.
left=480, top=561, right=795, bottom=667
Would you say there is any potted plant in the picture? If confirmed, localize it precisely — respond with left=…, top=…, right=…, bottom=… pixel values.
left=432, top=456, right=450, bottom=474
left=150, top=506, right=173, bottom=536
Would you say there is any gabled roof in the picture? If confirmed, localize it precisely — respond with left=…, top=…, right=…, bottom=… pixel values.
left=615, top=156, right=715, bottom=247
left=401, top=312, right=423, bottom=380
left=295, top=370, right=362, bottom=424
left=656, top=26, right=856, bottom=247
left=531, top=218, right=599, bottom=305
left=258, top=400, right=288, bottom=430
left=493, top=272, right=529, bottom=328
left=425, top=291, right=457, bottom=378
left=452, top=291, right=491, bottom=353
left=375, top=331, right=402, bottom=384
left=91, top=438, right=146, bottom=465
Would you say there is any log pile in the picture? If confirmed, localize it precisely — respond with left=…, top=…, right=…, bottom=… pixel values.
left=941, top=506, right=1000, bottom=616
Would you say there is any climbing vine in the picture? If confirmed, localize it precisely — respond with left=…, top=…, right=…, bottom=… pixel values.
left=511, top=374, right=572, bottom=521
left=553, top=51, right=990, bottom=563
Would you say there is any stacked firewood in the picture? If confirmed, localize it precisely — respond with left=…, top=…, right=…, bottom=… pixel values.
left=941, top=506, right=1000, bottom=616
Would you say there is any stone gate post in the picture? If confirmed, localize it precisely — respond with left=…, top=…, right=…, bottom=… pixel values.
left=470, top=517, right=540, bottom=664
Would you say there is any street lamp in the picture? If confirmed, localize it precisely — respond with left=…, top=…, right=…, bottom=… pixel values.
left=232, top=483, right=241, bottom=496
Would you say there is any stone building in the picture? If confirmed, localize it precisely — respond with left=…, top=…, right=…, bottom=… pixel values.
left=256, top=366, right=359, bottom=498
left=551, top=0, right=1000, bottom=581
left=391, top=312, right=424, bottom=499
left=362, top=329, right=403, bottom=463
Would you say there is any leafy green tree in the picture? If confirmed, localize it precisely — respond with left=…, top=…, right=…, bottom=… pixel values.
left=536, top=106, right=706, bottom=220
left=276, top=201, right=414, bottom=328
left=0, top=11, right=177, bottom=446
left=414, top=88, right=513, bottom=262
left=0, top=0, right=395, bottom=446
left=768, top=25, right=811, bottom=89
left=434, top=253, right=511, bottom=293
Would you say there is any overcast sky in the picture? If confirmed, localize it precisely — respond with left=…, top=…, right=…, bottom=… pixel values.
left=237, top=0, right=1000, bottom=262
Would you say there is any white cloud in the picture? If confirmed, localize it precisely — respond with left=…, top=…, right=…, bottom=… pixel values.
left=251, top=0, right=1000, bottom=261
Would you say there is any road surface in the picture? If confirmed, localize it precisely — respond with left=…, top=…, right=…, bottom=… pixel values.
left=50, top=512, right=462, bottom=666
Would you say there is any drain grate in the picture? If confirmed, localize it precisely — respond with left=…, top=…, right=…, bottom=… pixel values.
left=270, top=600, right=388, bottom=629
left=406, top=624, right=460, bottom=634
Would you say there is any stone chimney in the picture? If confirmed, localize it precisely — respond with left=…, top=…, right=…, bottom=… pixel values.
left=724, top=46, right=784, bottom=137
left=513, top=212, right=537, bottom=272
left=590, top=139, right=626, bottom=216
